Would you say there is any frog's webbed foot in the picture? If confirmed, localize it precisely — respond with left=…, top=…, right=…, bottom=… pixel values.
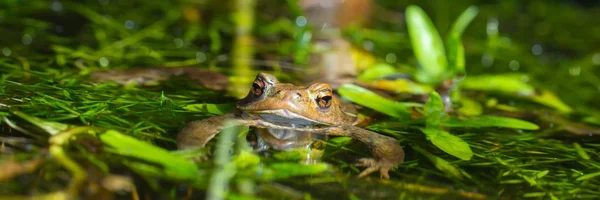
left=355, top=158, right=395, bottom=179
left=338, top=125, right=405, bottom=179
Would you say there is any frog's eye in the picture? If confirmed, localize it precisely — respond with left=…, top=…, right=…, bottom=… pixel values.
left=252, top=78, right=265, bottom=96
left=316, top=90, right=333, bottom=108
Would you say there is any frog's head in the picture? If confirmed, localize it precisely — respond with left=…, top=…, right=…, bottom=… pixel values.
left=236, top=73, right=352, bottom=126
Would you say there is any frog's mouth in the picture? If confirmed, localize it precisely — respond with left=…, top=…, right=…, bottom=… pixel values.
left=242, top=109, right=330, bottom=127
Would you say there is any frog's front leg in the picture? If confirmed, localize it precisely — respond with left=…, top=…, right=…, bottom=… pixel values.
left=329, top=125, right=405, bottom=179
left=176, top=113, right=258, bottom=149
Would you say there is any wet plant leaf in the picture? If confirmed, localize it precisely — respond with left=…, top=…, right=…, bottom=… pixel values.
left=457, top=97, right=483, bottom=116
left=447, top=6, right=479, bottom=73
left=357, top=63, right=397, bottom=81
left=576, top=171, right=600, bottom=181
left=573, top=143, right=590, bottom=160
left=182, top=103, right=234, bottom=115
left=360, top=79, right=432, bottom=94
left=425, top=91, right=445, bottom=127
left=442, top=115, right=539, bottom=130
left=12, top=110, right=71, bottom=135
left=412, top=145, right=464, bottom=179
left=528, top=90, right=572, bottom=113
left=421, top=128, right=473, bottom=160
left=406, top=5, right=448, bottom=84
left=462, top=74, right=535, bottom=95
left=338, top=84, right=412, bottom=119
left=99, top=130, right=200, bottom=181
left=584, top=116, right=600, bottom=126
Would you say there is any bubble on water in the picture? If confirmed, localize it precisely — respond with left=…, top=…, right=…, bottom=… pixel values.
left=385, top=53, right=397, bottom=64
left=363, top=40, right=374, bottom=51
left=173, top=38, right=184, bottom=48
left=481, top=54, right=494, bottom=67
left=55, top=25, right=63, bottom=33
left=487, top=18, right=499, bottom=35
left=125, top=20, right=135, bottom=29
left=196, top=52, right=206, bottom=63
left=509, top=60, right=520, bottom=71
left=592, top=53, right=600, bottom=65
left=531, top=44, right=543, bottom=55
left=2, top=47, right=11, bottom=56
left=22, top=34, right=33, bottom=45
left=295, top=16, right=307, bottom=27
left=569, top=66, right=581, bottom=76
left=520, top=75, right=529, bottom=83
left=99, top=57, right=109, bottom=67
left=217, top=54, right=228, bottom=62
left=51, top=1, right=63, bottom=12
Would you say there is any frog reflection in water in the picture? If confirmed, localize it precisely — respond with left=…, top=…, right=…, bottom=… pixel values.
left=177, top=72, right=404, bottom=178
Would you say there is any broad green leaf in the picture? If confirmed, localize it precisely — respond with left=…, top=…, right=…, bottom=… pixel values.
left=421, top=128, right=473, bottom=160
left=357, top=63, right=397, bottom=81
left=338, top=84, right=412, bottom=119
left=360, top=79, right=433, bottom=94
left=447, top=6, right=479, bottom=73
left=442, top=115, right=539, bottom=130
left=584, top=116, right=600, bottom=126
left=100, top=130, right=200, bottom=180
left=12, top=110, right=71, bottom=135
left=457, top=97, right=483, bottom=116
left=412, top=145, right=463, bottom=179
left=462, top=74, right=535, bottom=95
left=528, top=90, right=572, bottom=113
left=425, top=91, right=445, bottom=127
left=182, top=103, right=234, bottom=115
left=406, top=5, right=448, bottom=84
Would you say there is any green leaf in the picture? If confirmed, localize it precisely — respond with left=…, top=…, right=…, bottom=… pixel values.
left=576, top=171, right=600, bottom=181
left=357, top=63, right=397, bottom=81
left=360, top=79, right=433, bottom=94
left=584, top=116, right=600, bottom=126
left=421, top=128, right=473, bottom=160
left=457, top=97, right=483, bottom=116
left=442, top=115, right=539, bottom=130
left=425, top=91, right=445, bottom=127
left=412, top=145, right=464, bottom=179
left=462, top=74, right=535, bottom=95
left=182, top=103, right=234, bottom=115
left=528, top=90, right=572, bottom=113
left=12, top=110, right=72, bottom=135
left=573, top=143, right=590, bottom=160
left=338, top=84, right=412, bottom=119
left=99, top=130, right=200, bottom=181
left=406, top=5, right=448, bottom=84
left=447, top=6, right=479, bottom=73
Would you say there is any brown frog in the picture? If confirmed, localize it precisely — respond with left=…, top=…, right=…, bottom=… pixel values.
left=177, top=72, right=404, bottom=178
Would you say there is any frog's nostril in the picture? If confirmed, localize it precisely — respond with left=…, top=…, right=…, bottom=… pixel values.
left=296, top=92, right=302, bottom=97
